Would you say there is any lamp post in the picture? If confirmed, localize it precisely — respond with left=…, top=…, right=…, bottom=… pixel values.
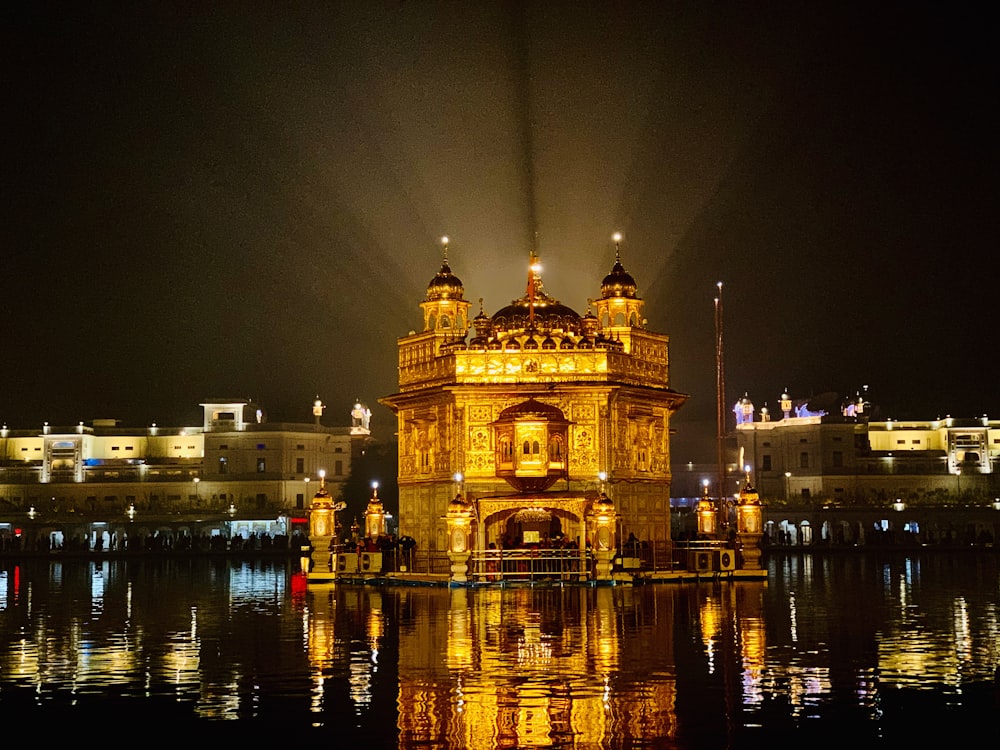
left=444, top=491, right=473, bottom=583
left=193, top=477, right=200, bottom=505
left=956, top=468, right=961, bottom=500
left=696, top=479, right=716, bottom=537
left=784, top=472, right=791, bottom=501
left=365, top=481, right=385, bottom=539
left=736, top=470, right=764, bottom=570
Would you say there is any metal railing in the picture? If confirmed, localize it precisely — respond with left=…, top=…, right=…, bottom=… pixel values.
left=469, top=548, right=592, bottom=582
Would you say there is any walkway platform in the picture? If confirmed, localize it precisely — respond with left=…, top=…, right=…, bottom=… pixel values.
left=307, top=568, right=768, bottom=587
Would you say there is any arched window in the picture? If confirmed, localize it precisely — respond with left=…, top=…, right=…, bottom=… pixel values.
left=549, top=437, right=562, bottom=460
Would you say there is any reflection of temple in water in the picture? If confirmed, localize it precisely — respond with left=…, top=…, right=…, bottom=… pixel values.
left=379, top=237, right=689, bottom=568
left=303, top=582, right=769, bottom=746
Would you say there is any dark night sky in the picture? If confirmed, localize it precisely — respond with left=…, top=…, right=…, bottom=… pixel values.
left=3, top=2, right=997, bottom=462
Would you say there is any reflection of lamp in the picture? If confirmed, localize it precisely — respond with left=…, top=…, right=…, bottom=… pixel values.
left=228, top=502, right=236, bottom=517
left=28, top=506, right=37, bottom=520
left=993, top=497, right=1000, bottom=511
left=127, top=503, right=137, bottom=521
left=893, top=498, right=905, bottom=512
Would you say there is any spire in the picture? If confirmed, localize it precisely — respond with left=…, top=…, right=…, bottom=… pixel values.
left=600, top=232, right=638, bottom=299
left=527, top=251, right=542, bottom=329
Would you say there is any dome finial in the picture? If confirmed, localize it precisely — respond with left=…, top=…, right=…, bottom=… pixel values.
left=527, top=250, right=543, bottom=329
left=612, top=231, right=622, bottom=262
left=441, top=235, right=449, bottom=264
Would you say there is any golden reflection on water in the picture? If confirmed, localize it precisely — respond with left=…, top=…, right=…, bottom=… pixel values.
left=1, top=554, right=998, bottom=741
left=296, top=555, right=998, bottom=747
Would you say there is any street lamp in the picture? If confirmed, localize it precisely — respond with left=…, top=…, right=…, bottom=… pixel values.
left=784, top=472, right=791, bottom=501
left=956, top=468, right=961, bottom=499
left=193, top=477, right=200, bottom=503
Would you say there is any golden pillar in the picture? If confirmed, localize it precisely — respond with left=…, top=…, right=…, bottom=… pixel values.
left=696, top=480, right=717, bottom=538
left=735, top=473, right=764, bottom=570
left=445, top=493, right=474, bottom=583
left=308, top=471, right=343, bottom=576
left=587, top=492, right=616, bottom=580
left=364, top=483, right=386, bottom=539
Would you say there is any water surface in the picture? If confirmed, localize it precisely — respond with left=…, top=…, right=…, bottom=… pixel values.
left=0, top=552, right=996, bottom=746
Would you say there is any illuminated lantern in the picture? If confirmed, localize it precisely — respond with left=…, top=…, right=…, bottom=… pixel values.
left=780, top=389, right=792, bottom=419
left=444, top=493, right=474, bottom=582
left=735, top=470, right=765, bottom=570
left=364, top=483, right=386, bottom=539
left=696, top=480, right=717, bottom=537
left=586, top=491, right=616, bottom=580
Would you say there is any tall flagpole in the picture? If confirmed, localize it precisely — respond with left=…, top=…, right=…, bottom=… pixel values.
left=714, top=281, right=727, bottom=534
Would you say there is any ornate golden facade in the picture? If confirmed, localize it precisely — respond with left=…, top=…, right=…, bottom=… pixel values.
left=380, top=240, right=688, bottom=553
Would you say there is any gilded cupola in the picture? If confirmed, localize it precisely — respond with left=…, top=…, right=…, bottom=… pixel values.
left=420, top=236, right=471, bottom=338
